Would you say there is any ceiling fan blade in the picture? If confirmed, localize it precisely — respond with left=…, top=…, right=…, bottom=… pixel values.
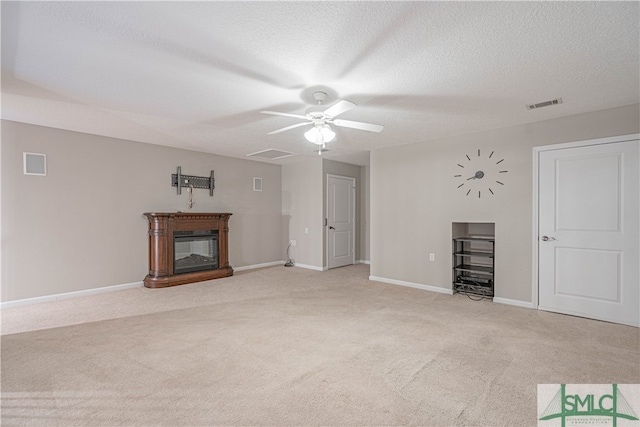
left=267, top=122, right=310, bottom=135
left=260, top=110, right=309, bottom=120
left=323, top=100, right=356, bottom=118
left=331, top=119, right=384, bottom=133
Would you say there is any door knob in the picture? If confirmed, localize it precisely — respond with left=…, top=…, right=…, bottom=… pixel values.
left=541, top=235, right=556, bottom=241
left=329, top=226, right=335, bottom=230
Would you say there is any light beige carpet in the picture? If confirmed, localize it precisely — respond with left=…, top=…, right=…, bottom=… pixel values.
left=1, top=264, right=638, bottom=426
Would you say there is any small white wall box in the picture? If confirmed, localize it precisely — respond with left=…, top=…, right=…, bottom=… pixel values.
left=253, top=177, right=262, bottom=191
left=23, top=152, right=47, bottom=176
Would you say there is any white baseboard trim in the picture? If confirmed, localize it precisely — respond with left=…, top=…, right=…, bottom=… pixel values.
left=1, top=281, right=143, bottom=309
left=2, top=261, right=288, bottom=309
left=492, top=297, right=535, bottom=309
left=369, top=276, right=453, bottom=295
left=234, top=261, right=284, bottom=272
left=357, top=260, right=371, bottom=265
left=293, top=263, right=325, bottom=271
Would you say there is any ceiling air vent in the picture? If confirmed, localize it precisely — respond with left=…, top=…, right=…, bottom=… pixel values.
left=246, top=149, right=296, bottom=160
left=526, top=98, right=563, bottom=110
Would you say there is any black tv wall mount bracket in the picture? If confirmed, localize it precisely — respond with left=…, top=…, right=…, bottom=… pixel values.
left=171, top=166, right=215, bottom=196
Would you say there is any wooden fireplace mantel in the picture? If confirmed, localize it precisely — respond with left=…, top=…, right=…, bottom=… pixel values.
left=143, top=212, right=233, bottom=288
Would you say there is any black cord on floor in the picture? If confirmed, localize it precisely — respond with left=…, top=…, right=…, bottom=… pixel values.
left=284, top=242, right=294, bottom=267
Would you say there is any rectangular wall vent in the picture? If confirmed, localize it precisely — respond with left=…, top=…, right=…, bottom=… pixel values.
left=526, top=98, right=563, bottom=110
left=23, top=152, right=47, bottom=175
left=253, top=177, right=263, bottom=192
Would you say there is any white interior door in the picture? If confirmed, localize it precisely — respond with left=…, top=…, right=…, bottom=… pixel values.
left=538, top=138, right=639, bottom=326
left=327, top=175, right=355, bottom=269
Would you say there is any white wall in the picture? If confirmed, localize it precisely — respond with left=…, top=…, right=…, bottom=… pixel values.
left=1, top=120, right=283, bottom=302
left=370, top=104, right=640, bottom=303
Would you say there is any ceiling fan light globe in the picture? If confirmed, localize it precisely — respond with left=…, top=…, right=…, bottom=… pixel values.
left=304, top=127, right=317, bottom=143
left=305, top=125, right=335, bottom=145
left=322, top=126, right=336, bottom=143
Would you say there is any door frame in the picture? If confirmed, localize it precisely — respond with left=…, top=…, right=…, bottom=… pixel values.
left=531, top=133, right=640, bottom=309
left=326, top=174, right=356, bottom=270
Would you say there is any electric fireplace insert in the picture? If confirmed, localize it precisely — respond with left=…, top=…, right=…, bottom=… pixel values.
left=174, top=230, right=219, bottom=274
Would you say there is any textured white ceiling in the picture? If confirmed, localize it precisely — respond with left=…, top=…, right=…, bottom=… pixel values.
left=2, top=1, right=638, bottom=165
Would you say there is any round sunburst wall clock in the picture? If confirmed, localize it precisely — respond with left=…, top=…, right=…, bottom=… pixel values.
left=454, top=149, right=508, bottom=198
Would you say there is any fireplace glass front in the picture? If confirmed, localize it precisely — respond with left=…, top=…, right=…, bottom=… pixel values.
left=174, top=230, right=219, bottom=274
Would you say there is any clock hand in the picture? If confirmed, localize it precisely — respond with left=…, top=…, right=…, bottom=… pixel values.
left=467, top=176, right=476, bottom=180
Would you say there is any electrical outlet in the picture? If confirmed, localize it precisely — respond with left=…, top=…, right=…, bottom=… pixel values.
left=305, top=227, right=309, bottom=234
left=429, top=253, right=435, bottom=261
left=290, top=240, right=296, bottom=246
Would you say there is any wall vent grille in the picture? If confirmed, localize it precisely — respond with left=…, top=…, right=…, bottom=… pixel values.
left=23, top=152, right=47, bottom=175
left=253, top=177, right=262, bottom=191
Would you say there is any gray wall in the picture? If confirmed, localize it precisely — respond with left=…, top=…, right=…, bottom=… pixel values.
left=370, top=104, right=640, bottom=303
left=2, top=120, right=283, bottom=302
left=360, top=164, right=370, bottom=263
left=5, top=104, right=635, bottom=304
left=281, top=158, right=367, bottom=269
left=281, top=158, right=324, bottom=268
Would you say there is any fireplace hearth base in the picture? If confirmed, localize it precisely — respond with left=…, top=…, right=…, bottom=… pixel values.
left=143, top=266, right=233, bottom=288
left=143, top=212, right=233, bottom=288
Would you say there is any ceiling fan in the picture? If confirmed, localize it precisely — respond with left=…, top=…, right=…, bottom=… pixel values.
left=260, top=91, right=384, bottom=148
